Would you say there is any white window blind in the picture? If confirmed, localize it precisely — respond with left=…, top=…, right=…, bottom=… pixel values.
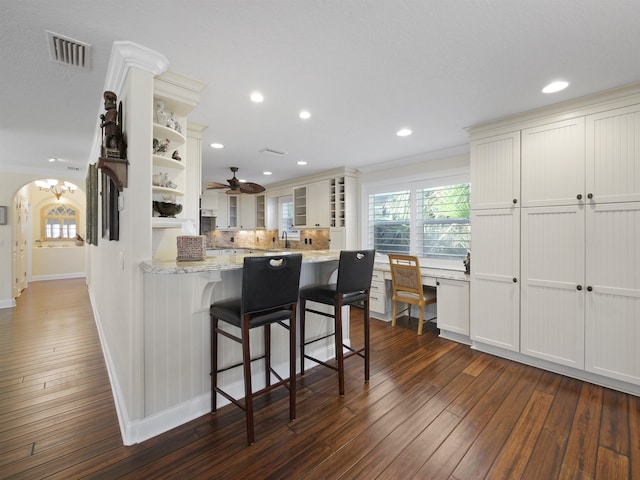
left=368, top=190, right=411, bottom=254
left=416, top=184, right=470, bottom=260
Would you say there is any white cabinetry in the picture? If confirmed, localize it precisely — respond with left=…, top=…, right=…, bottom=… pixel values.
left=239, top=195, right=255, bottom=229
left=227, top=195, right=238, bottom=229
left=520, top=205, right=585, bottom=368
left=470, top=132, right=521, bottom=351
left=586, top=104, right=640, bottom=204
left=470, top=131, right=520, bottom=209
left=255, top=194, right=266, bottom=229
left=291, top=181, right=329, bottom=228
left=585, top=202, right=640, bottom=384
left=293, top=186, right=307, bottom=227
left=471, top=86, right=640, bottom=392
left=470, top=208, right=520, bottom=351
left=436, top=278, right=469, bottom=338
left=370, top=268, right=388, bottom=316
left=521, top=118, right=585, bottom=207
left=307, top=180, right=330, bottom=228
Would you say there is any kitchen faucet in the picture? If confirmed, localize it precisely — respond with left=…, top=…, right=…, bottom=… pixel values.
left=282, top=231, right=290, bottom=249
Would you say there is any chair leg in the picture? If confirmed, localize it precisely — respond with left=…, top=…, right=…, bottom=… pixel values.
left=264, top=323, right=271, bottom=387
left=417, top=304, right=425, bottom=335
left=211, top=317, right=218, bottom=413
left=364, top=297, right=370, bottom=382
left=289, top=305, right=297, bottom=421
left=334, top=299, right=345, bottom=396
left=391, top=297, right=397, bottom=327
left=241, top=315, right=255, bottom=445
left=300, top=298, right=306, bottom=376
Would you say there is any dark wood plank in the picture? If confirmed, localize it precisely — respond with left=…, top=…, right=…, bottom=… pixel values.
left=0, top=279, right=637, bottom=480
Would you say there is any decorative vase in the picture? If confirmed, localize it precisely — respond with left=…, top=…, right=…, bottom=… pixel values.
left=154, top=100, right=168, bottom=126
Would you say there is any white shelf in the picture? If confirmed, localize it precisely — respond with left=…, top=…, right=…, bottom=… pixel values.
left=152, top=217, right=184, bottom=229
left=153, top=186, right=184, bottom=196
left=153, top=154, right=185, bottom=170
left=153, top=123, right=185, bottom=146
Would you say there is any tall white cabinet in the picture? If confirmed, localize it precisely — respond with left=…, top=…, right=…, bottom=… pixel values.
left=470, top=131, right=521, bottom=351
left=470, top=86, right=640, bottom=393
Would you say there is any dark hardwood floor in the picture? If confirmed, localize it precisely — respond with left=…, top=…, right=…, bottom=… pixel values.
left=1, top=278, right=638, bottom=479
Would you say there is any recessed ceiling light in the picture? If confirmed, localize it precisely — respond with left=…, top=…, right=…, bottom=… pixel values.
left=542, top=81, right=569, bottom=94
left=48, top=157, right=56, bottom=162
left=396, top=128, right=412, bottom=137
left=250, top=91, right=264, bottom=103
left=299, top=110, right=311, bottom=120
left=263, top=171, right=272, bottom=175
left=297, top=161, right=307, bottom=166
left=239, top=179, right=247, bottom=183
left=210, top=143, right=224, bottom=149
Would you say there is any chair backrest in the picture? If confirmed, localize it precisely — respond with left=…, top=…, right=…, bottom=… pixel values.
left=388, top=254, right=422, bottom=296
left=336, top=250, right=376, bottom=294
left=242, top=254, right=303, bottom=314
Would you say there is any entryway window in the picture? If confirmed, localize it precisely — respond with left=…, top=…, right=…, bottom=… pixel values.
left=42, top=204, right=78, bottom=239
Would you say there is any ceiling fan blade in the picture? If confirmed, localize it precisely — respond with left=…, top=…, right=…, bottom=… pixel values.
left=239, top=182, right=266, bottom=194
left=226, top=189, right=242, bottom=195
left=205, top=182, right=230, bottom=189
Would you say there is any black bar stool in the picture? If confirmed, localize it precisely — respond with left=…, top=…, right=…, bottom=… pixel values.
left=210, top=254, right=302, bottom=445
left=299, top=249, right=375, bottom=396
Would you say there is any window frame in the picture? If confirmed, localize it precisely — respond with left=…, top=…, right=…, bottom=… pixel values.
left=364, top=173, right=470, bottom=270
left=41, top=202, right=79, bottom=241
left=277, top=195, right=300, bottom=241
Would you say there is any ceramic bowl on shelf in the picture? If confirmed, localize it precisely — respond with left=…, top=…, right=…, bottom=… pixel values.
left=153, top=201, right=182, bottom=218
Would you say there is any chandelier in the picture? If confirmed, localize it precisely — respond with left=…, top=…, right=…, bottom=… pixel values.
left=35, top=179, right=77, bottom=200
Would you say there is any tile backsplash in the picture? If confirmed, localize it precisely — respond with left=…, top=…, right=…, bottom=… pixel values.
left=205, top=229, right=330, bottom=250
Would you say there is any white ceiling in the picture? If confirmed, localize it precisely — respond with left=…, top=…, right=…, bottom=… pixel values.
left=2, top=1, right=640, bottom=188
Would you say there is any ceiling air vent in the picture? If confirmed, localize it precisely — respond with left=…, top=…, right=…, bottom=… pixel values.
left=46, top=30, right=91, bottom=69
left=259, top=148, right=287, bottom=156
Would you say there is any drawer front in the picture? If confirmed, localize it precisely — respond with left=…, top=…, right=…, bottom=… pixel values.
left=371, top=269, right=385, bottom=283
left=370, top=293, right=386, bottom=314
left=370, top=280, right=385, bottom=295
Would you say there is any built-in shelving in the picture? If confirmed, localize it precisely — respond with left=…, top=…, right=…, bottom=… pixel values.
left=330, top=177, right=346, bottom=227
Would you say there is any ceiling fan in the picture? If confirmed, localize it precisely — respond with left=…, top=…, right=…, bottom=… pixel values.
left=205, top=167, right=265, bottom=194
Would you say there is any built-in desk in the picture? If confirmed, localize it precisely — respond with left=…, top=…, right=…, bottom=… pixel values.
left=372, top=261, right=471, bottom=344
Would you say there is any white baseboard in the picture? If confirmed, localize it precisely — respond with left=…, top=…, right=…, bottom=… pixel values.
left=0, top=298, right=16, bottom=309
left=32, top=272, right=85, bottom=282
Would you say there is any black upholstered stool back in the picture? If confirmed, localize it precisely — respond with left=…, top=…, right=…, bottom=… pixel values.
left=242, top=255, right=302, bottom=315
left=336, top=250, right=376, bottom=295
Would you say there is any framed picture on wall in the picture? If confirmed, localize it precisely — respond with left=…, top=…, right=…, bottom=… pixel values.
left=0, top=206, right=7, bottom=225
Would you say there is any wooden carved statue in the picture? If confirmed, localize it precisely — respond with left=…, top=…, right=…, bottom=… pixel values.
left=100, top=91, right=126, bottom=159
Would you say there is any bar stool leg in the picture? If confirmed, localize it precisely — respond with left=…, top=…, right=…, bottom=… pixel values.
left=334, top=298, right=345, bottom=396
left=211, top=317, right=218, bottom=413
left=300, top=299, right=306, bottom=376
left=364, top=297, right=370, bottom=382
left=264, top=323, right=271, bottom=387
left=241, top=315, right=255, bottom=445
left=289, top=305, right=297, bottom=421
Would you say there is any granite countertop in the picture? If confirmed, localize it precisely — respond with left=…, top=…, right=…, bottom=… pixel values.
left=140, top=249, right=340, bottom=274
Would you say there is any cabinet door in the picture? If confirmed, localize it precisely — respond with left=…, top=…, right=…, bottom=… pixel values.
left=521, top=206, right=585, bottom=368
left=585, top=202, right=640, bottom=385
left=470, top=208, right=520, bottom=351
left=471, top=131, right=520, bottom=209
left=307, top=180, right=330, bottom=228
left=521, top=118, right=585, bottom=207
left=586, top=104, right=640, bottom=203
left=227, top=195, right=238, bottom=229
left=239, top=195, right=255, bottom=229
left=255, top=194, right=266, bottom=229
left=436, top=279, right=469, bottom=336
left=293, top=186, right=307, bottom=227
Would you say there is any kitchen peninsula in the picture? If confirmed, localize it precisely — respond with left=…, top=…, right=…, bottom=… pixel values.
left=137, top=249, right=343, bottom=442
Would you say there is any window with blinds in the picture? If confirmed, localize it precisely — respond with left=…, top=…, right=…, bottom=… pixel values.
left=416, top=184, right=470, bottom=260
left=368, top=190, right=411, bottom=254
left=367, top=183, right=470, bottom=259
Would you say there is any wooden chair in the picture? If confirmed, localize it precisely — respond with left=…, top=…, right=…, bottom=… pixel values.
left=210, top=254, right=302, bottom=445
left=388, top=254, right=436, bottom=335
left=299, top=250, right=375, bottom=396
